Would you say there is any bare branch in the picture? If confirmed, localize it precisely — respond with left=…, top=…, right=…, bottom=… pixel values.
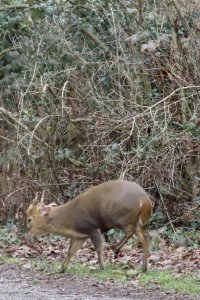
left=0, top=4, right=29, bottom=12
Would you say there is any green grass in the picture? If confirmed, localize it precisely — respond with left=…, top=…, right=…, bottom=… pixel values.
left=67, top=262, right=128, bottom=281
left=31, top=278, right=42, bottom=285
left=32, top=260, right=200, bottom=295
left=0, top=256, right=23, bottom=265
left=140, top=270, right=200, bottom=296
left=29, top=258, right=200, bottom=296
left=29, top=258, right=128, bottom=281
left=1, top=255, right=199, bottom=296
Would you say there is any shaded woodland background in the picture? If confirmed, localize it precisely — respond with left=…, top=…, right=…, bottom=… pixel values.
left=0, top=0, right=200, bottom=230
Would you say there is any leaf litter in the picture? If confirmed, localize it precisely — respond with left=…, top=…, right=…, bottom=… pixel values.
left=0, top=225, right=199, bottom=299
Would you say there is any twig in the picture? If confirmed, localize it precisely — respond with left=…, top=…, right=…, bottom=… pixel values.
left=0, top=107, right=86, bottom=168
left=165, top=204, right=200, bottom=226
left=47, top=152, right=66, bottom=200
left=170, top=0, right=191, bottom=34
left=0, top=4, right=29, bottom=12
left=155, top=182, right=177, bottom=237
left=42, top=84, right=58, bottom=99
left=70, top=117, right=92, bottom=123
left=120, top=85, right=200, bottom=144
left=61, top=80, right=69, bottom=118
left=125, top=86, right=200, bottom=123
left=80, top=28, right=110, bottom=57
left=137, top=0, right=144, bottom=24
left=0, top=46, right=21, bottom=57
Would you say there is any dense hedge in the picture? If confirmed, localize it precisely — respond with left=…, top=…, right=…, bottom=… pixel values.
left=0, top=0, right=200, bottom=228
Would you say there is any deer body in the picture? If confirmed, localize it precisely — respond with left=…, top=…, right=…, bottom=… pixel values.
left=26, top=180, right=152, bottom=273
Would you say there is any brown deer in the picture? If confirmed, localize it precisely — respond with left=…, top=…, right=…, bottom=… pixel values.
left=26, top=180, right=152, bottom=273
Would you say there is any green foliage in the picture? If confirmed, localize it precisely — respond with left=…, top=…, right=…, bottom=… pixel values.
left=105, top=228, right=125, bottom=244
left=55, top=148, right=73, bottom=162
left=0, top=0, right=200, bottom=228
left=149, top=211, right=167, bottom=228
left=0, top=224, right=20, bottom=245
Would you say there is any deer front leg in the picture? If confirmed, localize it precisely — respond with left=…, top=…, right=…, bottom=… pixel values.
left=61, top=237, right=86, bottom=273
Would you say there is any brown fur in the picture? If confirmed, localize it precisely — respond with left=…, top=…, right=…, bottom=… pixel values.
left=26, top=180, right=152, bottom=273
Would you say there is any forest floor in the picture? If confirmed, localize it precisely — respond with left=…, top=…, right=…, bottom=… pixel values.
left=0, top=263, right=198, bottom=300
left=0, top=226, right=199, bottom=300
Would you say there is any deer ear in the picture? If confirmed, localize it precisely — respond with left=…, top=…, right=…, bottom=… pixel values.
left=38, top=204, right=50, bottom=216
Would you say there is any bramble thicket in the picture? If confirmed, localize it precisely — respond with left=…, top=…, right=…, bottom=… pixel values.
left=0, top=0, right=200, bottom=233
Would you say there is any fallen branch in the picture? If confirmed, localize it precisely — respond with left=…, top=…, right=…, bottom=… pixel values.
left=0, top=46, right=21, bottom=57
left=80, top=28, right=110, bottom=57
left=66, top=157, right=87, bottom=167
left=0, top=4, right=29, bottom=12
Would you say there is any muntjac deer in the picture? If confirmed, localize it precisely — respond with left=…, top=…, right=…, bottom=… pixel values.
left=26, top=180, right=152, bottom=273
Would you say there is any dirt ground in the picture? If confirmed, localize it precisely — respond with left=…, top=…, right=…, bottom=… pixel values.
left=0, top=264, right=198, bottom=300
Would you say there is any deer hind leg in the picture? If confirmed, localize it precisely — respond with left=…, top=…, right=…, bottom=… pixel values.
left=90, top=229, right=105, bottom=270
left=135, top=225, right=149, bottom=272
left=111, top=224, right=135, bottom=259
left=61, top=237, right=86, bottom=273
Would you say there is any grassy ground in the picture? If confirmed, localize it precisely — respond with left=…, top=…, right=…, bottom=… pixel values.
left=1, top=256, right=199, bottom=297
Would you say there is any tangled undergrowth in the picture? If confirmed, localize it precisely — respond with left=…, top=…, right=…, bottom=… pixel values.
left=0, top=0, right=200, bottom=229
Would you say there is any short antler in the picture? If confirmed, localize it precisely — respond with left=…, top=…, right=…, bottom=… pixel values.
left=40, top=190, right=46, bottom=204
left=32, top=192, right=39, bottom=204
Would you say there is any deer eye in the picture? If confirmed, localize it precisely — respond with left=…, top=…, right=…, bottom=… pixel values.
left=27, top=218, right=32, bottom=223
